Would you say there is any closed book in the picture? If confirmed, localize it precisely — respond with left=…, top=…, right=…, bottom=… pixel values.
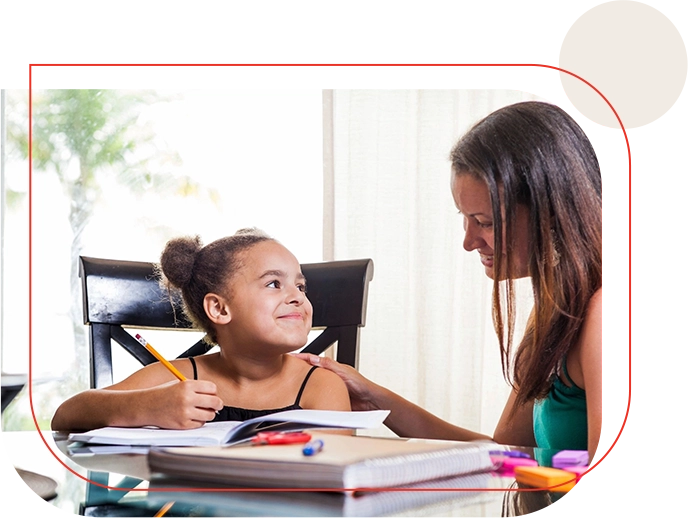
left=147, top=433, right=494, bottom=490
left=147, top=471, right=497, bottom=517
left=68, top=409, right=389, bottom=447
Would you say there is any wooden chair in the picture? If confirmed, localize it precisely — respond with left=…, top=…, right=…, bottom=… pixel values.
left=79, top=255, right=373, bottom=389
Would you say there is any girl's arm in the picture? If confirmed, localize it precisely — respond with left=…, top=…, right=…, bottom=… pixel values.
left=51, top=362, right=223, bottom=432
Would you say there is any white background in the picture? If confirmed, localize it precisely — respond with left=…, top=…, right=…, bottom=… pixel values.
left=0, top=0, right=686, bottom=518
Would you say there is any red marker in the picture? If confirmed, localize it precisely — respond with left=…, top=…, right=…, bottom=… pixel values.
left=251, top=432, right=312, bottom=445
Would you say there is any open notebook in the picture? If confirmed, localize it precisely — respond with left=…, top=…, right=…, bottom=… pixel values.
left=148, top=432, right=495, bottom=490
left=68, top=409, right=390, bottom=447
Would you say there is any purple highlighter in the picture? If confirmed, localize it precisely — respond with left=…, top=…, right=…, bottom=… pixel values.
left=488, top=450, right=531, bottom=459
left=552, top=450, right=589, bottom=468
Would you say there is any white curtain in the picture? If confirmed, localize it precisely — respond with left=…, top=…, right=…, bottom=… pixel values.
left=325, top=90, right=539, bottom=437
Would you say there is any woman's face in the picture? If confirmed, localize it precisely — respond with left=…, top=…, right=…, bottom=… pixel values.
left=451, top=172, right=531, bottom=280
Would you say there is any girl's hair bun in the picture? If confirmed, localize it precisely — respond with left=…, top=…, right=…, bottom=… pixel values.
left=159, top=235, right=203, bottom=289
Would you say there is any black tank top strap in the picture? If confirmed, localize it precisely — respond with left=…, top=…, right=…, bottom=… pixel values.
left=293, top=366, right=318, bottom=406
left=188, top=356, right=198, bottom=380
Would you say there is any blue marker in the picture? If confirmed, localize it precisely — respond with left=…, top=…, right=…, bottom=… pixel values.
left=302, top=439, right=324, bottom=456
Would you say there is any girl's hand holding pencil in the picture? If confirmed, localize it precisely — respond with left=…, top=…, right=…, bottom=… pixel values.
left=141, top=380, right=222, bottom=429
left=143, top=379, right=222, bottom=429
left=133, top=334, right=223, bottom=429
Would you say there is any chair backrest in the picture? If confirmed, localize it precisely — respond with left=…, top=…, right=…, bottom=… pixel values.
left=79, top=256, right=373, bottom=388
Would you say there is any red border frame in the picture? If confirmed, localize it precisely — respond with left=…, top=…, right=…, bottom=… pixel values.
left=27, top=58, right=644, bottom=496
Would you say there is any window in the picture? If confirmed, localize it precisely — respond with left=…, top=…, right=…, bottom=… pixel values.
left=1, top=89, right=324, bottom=430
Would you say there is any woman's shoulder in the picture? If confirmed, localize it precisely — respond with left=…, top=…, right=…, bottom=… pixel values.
left=581, top=287, right=601, bottom=351
left=569, top=287, right=602, bottom=383
left=587, top=287, right=602, bottom=313
left=562, top=288, right=601, bottom=389
left=582, top=288, right=602, bottom=339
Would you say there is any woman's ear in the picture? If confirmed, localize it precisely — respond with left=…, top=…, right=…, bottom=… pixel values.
left=204, top=293, right=232, bottom=325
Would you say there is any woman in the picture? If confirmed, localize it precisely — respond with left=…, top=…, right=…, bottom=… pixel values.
left=295, top=101, right=602, bottom=459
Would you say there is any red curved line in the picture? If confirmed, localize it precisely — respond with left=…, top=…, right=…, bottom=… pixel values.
left=28, top=88, right=111, bottom=489
left=552, top=65, right=628, bottom=137
left=26, top=69, right=135, bottom=491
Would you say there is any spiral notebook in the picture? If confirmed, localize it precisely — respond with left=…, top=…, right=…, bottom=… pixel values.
left=147, top=432, right=494, bottom=490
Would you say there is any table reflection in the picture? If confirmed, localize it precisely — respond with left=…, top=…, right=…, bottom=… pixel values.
left=6, top=431, right=577, bottom=516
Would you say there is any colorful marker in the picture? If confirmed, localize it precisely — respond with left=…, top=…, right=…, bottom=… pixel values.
left=302, top=439, right=324, bottom=456
left=251, top=432, right=312, bottom=445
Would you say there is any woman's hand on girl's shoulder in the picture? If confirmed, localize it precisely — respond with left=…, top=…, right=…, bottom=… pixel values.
left=291, top=353, right=380, bottom=411
left=300, top=364, right=352, bottom=412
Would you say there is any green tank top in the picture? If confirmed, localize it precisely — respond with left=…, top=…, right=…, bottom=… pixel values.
left=532, top=359, right=587, bottom=451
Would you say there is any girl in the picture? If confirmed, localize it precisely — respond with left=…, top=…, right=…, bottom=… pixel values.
left=52, top=228, right=351, bottom=431
left=295, top=101, right=602, bottom=459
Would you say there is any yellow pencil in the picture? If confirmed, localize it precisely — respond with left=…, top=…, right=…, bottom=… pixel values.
left=135, top=334, right=186, bottom=381
left=154, top=500, right=175, bottom=517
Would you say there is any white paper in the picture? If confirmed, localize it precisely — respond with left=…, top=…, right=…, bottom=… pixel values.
left=67, top=409, right=390, bottom=447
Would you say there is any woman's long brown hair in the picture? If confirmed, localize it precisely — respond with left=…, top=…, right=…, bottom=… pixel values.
left=450, top=101, right=602, bottom=407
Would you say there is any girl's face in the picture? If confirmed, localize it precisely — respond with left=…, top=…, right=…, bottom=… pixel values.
left=222, top=241, right=313, bottom=352
left=451, top=172, right=531, bottom=280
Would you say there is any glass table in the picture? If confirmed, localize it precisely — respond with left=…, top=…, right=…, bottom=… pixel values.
left=5, top=430, right=576, bottom=517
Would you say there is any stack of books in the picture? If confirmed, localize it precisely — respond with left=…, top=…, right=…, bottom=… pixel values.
left=146, top=432, right=494, bottom=490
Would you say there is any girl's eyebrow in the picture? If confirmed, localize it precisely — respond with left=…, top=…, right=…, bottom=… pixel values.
left=259, top=270, right=285, bottom=279
left=259, top=270, right=306, bottom=281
